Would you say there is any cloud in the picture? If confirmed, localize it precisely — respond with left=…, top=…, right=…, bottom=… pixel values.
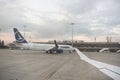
left=58, top=0, right=99, bottom=15
left=0, top=0, right=120, bottom=42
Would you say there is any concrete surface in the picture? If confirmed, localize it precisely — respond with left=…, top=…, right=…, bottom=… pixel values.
left=0, top=49, right=120, bottom=80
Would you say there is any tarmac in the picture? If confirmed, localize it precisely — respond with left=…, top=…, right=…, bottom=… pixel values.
left=0, top=49, right=120, bottom=80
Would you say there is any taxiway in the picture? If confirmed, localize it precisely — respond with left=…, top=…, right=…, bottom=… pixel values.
left=0, top=49, right=120, bottom=80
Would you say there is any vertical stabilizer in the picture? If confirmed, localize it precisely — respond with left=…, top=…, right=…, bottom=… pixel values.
left=13, top=28, right=27, bottom=43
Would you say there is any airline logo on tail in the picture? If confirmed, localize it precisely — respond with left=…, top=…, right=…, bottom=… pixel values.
left=13, top=28, right=27, bottom=43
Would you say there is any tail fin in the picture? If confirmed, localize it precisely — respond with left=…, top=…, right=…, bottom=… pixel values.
left=13, top=28, right=27, bottom=43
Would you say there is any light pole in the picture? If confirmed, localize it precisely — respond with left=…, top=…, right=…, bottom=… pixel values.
left=29, top=35, right=31, bottom=42
left=0, top=28, right=1, bottom=40
left=23, top=25, right=26, bottom=38
left=94, top=37, right=96, bottom=42
left=71, top=23, right=74, bottom=47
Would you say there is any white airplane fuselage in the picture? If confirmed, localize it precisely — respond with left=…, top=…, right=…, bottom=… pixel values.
left=16, top=42, right=74, bottom=52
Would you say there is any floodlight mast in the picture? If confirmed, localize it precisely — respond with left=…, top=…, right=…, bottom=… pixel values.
left=23, top=25, right=26, bottom=39
left=71, top=23, right=74, bottom=47
left=0, top=28, right=1, bottom=40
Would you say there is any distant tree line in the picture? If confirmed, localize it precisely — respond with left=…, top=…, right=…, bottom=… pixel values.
left=0, top=40, right=4, bottom=48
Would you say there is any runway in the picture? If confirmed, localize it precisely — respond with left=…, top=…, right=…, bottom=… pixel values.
left=0, top=49, right=120, bottom=80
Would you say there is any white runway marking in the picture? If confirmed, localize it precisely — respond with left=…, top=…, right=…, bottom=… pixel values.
left=75, top=48, right=120, bottom=80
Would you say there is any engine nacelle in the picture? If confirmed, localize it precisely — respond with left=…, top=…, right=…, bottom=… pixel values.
left=56, top=49, right=63, bottom=53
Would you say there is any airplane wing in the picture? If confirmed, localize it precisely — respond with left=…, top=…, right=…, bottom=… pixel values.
left=46, top=40, right=63, bottom=53
left=46, top=40, right=58, bottom=51
left=75, top=48, right=120, bottom=80
left=46, top=46, right=57, bottom=51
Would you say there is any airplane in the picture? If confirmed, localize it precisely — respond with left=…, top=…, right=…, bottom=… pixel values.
left=13, top=28, right=74, bottom=53
left=99, top=48, right=110, bottom=53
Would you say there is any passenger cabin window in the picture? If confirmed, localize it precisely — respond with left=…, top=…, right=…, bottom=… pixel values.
left=61, top=46, right=70, bottom=48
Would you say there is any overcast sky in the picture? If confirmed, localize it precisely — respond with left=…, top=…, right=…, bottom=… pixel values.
left=0, top=0, right=120, bottom=43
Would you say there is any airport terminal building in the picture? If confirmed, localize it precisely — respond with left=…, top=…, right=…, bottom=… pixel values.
left=35, top=41, right=120, bottom=52
left=73, top=42, right=120, bottom=52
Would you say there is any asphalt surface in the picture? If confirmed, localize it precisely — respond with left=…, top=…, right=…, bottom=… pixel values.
left=0, top=49, right=120, bottom=80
